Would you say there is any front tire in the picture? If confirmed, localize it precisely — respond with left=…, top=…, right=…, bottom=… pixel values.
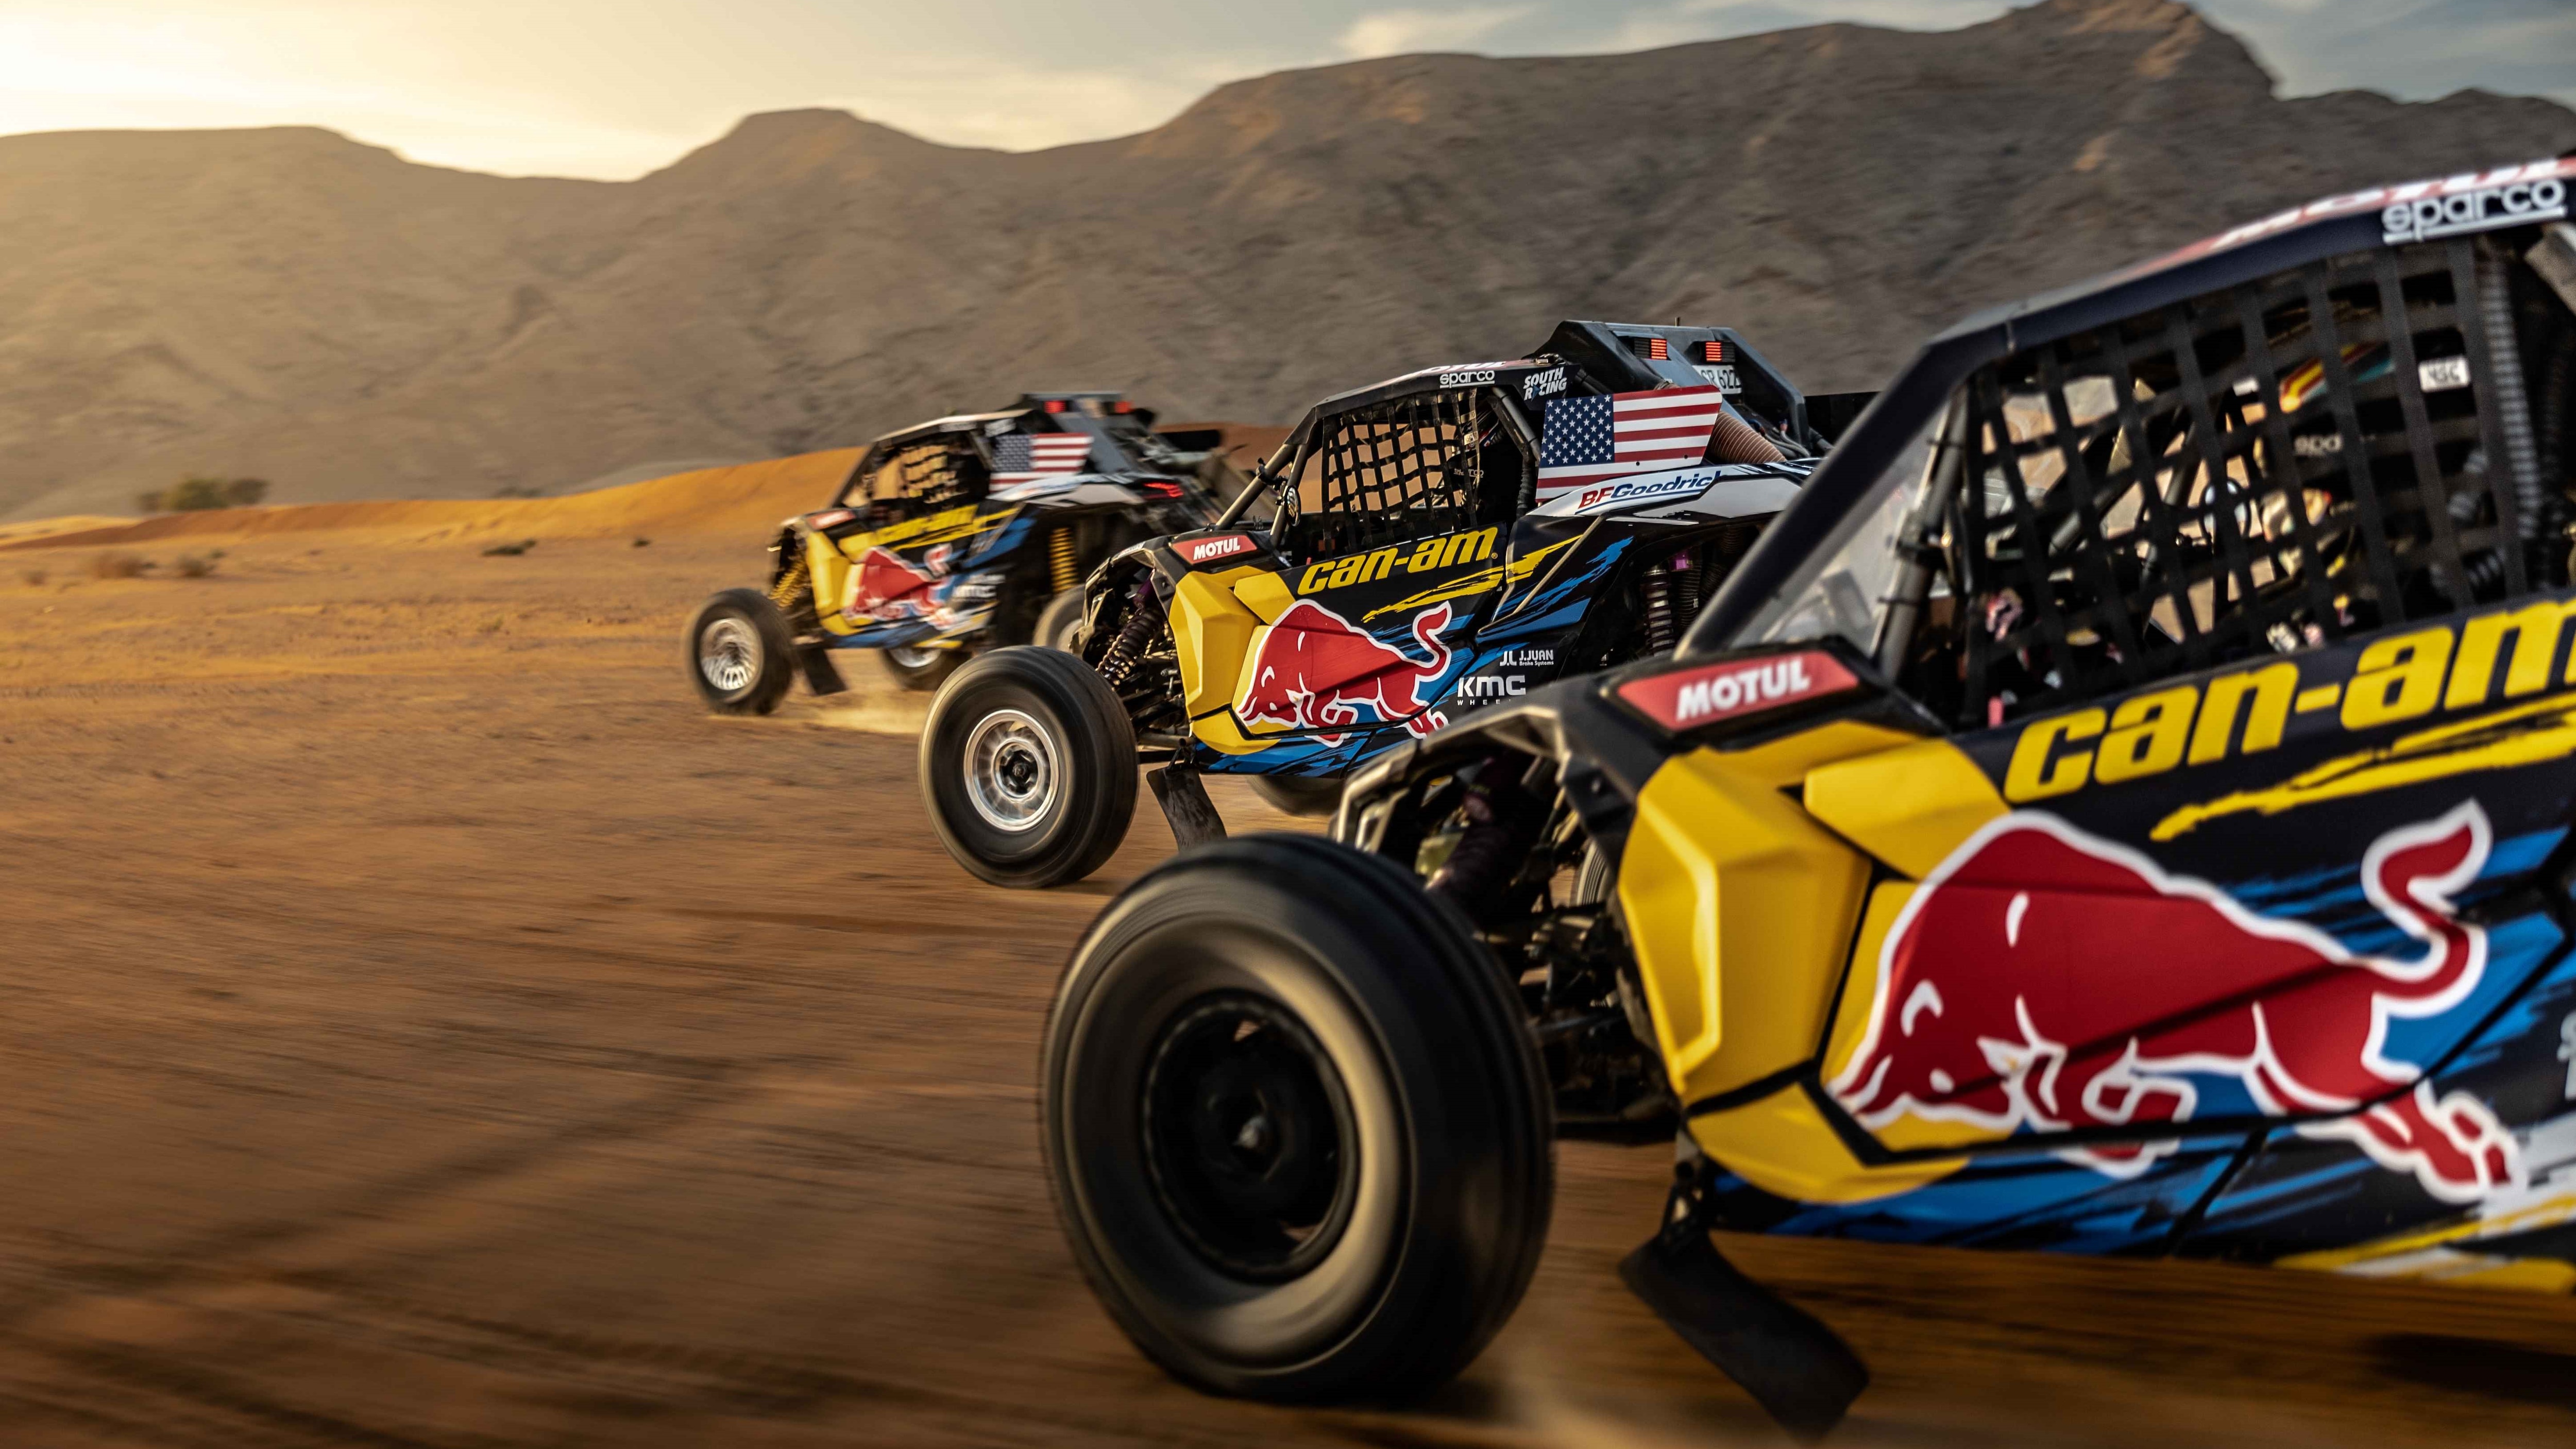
left=880, top=642, right=965, bottom=692
left=921, top=646, right=1138, bottom=887
left=1042, top=835, right=1553, bottom=1401
left=685, top=587, right=795, bottom=715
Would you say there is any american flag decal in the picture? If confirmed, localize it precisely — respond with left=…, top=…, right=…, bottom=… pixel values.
left=1535, top=386, right=1728, bottom=500
left=992, top=432, right=1092, bottom=483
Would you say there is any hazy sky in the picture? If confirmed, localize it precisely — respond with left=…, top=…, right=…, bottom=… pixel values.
left=1, top=1, right=2567, bottom=179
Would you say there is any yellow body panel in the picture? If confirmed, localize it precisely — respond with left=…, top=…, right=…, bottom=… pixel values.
left=1804, top=738, right=2008, bottom=878
left=807, top=533, right=856, bottom=636
left=1685, top=1086, right=1966, bottom=1204
left=1169, top=566, right=1268, bottom=719
left=1170, top=565, right=1303, bottom=755
left=1617, top=723, right=1914, bottom=1102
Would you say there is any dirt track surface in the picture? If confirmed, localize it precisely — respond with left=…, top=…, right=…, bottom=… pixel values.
left=5, top=531, right=2576, bottom=1448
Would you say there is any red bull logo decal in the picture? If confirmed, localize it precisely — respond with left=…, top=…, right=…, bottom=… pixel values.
left=845, top=546, right=943, bottom=624
left=1828, top=803, right=2522, bottom=1203
left=1235, top=599, right=1454, bottom=745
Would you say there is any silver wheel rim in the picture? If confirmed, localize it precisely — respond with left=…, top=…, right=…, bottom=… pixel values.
left=963, top=708, right=1059, bottom=833
left=888, top=644, right=938, bottom=670
left=700, top=616, right=760, bottom=694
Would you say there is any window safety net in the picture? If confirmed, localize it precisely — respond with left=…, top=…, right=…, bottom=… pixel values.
left=1955, top=235, right=2564, bottom=726
left=867, top=441, right=987, bottom=520
left=1286, top=391, right=1488, bottom=558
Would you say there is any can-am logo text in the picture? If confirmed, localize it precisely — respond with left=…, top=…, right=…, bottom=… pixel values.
left=2383, top=175, right=2566, bottom=244
left=1615, top=649, right=1858, bottom=731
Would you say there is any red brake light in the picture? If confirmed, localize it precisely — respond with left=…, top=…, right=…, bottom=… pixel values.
left=1044, top=399, right=1068, bottom=413
left=1113, top=400, right=1132, bottom=413
left=1647, top=336, right=1670, bottom=361
left=1615, top=650, right=1857, bottom=731
left=1701, top=339, right=1725, bottom=364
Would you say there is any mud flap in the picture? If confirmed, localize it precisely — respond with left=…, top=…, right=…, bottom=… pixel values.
left=1620, top=1219, right=1868, bottom=1442
left=1148, top=764, right=1226, bottom=849
left=797, top=646, right=849, bottom=697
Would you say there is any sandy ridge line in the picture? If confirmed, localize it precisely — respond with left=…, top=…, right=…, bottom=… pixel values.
left=0, top=448, right=860, bottom=555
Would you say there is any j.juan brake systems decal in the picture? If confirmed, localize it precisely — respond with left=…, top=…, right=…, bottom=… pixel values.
left=1616, top=650, right=1857, bottom=731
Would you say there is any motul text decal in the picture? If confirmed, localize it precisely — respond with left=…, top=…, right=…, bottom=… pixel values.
left=1616, top=650, right=1856, bottom=731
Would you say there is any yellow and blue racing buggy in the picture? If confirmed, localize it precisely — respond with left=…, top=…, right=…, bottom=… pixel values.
left=684, top=392, right=1226, bottom=709
left=916, top=323, right=1870, bottom=886
left=1039, top=161, right=2576, bottom=1437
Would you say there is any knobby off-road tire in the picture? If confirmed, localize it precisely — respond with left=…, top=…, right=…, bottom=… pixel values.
left=1035, top=587, right=1089, bottom=653
left=921, top=646, right=1137, bottom=888
left=880, top=643, right=967, bottom=692
left=1042, top=835, right=1554, bottom=1402
left=685, top=587, right=796, bottom=715
left=1249, top=773, right=1345, bottom=819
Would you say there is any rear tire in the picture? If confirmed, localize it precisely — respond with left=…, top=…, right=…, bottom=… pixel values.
left=1249, top=773, right=1345, bottom=819
left=685, top=588, right=795, bottom=715
left=1036, top=587, right=1089, bottom=653
left=1042, top=835, right=1553, bottom=1402
left=921, top=646, right=1138, bottom=888
left=881, top=643, right=965, bottom=692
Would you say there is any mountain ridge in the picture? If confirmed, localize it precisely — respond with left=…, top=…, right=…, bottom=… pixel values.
left=2, top=0, right=2570, bottom=521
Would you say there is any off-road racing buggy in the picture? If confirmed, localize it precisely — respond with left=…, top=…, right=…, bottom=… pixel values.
left=919, top=322, right=1872, bottom=886
left=1039, top=159, right=2576, bottom=1437
left=684, top=391, right=1227, bottom=710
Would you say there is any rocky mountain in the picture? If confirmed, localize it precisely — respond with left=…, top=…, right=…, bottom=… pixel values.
left=2, top=0, right=2569, bottom=521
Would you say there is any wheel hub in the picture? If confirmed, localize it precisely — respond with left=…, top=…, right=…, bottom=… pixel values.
left=699, top=616, right=759, bottom=694
left=1142, top=993, right=1358, bottom=1280
left=962, top=709, right=1059, bottom=833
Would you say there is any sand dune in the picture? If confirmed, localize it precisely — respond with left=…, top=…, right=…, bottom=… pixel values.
left=0, top=448, right=860, bottom=554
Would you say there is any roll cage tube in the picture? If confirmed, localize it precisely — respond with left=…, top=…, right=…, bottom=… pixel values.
left=1213, top=429, right=1308, bottom=528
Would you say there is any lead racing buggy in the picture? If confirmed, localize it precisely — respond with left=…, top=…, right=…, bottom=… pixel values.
left=684, top=392, right=1227, bottom=711
left=918, top=322, right=1868, bottom=885
left=1039, top=162, right=2576, bottom=1437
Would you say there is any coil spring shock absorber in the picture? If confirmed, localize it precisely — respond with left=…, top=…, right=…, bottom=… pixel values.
left=768, top=554, right=812, bottom=612
left=1642, top=562, right=1675, bottom=654
left=1668, top=548, right=1699, bottom=629
left=1049, top=527, right=1079, bottom=594
left=1097, top=576, right=1164, bottom=685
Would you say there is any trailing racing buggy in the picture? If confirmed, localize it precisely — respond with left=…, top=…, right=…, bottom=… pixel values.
left=919, top=321, right=1872, bottom=885
left=1039, top=162, right=2576, bottom=1435
left=685, top=391, right=1226, bottom=710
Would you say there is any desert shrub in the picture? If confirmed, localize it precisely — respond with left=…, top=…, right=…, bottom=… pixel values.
left=481, top=538, right=538, bottom=557
left=175, top=554, right=216, bottom=578
left=138, top=477, right=269, bottom=513
left=90, top=552, right=149, bottom=579
left=19, top=568, right=46, bottom=587
left=632, top=537, right=651, bottom=547
left=492, top=485, right=544, bottom=499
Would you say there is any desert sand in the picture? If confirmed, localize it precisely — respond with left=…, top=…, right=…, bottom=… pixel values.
left=2, top=487, right=2574, bottom=1447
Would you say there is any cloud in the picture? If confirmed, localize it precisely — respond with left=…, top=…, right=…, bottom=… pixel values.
left=1337, top=6, right=1538, bottom=60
